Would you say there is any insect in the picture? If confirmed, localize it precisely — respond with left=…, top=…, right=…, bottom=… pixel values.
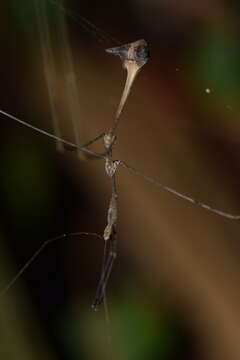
left=0, top=3, right=239, bottom=360
left=0, top=38, right=150, bottom=311
left=0, top=8, right=240, bottom=358
left=1, top=0, right=240, bottom=315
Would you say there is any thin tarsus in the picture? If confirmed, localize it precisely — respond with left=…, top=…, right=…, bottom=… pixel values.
left=92, top=233, right=117, bottom=310
left=0, top=232, right=102, bottom=298
left=120, top=161, right=240, bottom=220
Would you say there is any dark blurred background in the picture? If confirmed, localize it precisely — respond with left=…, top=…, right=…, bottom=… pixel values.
left=1, top=0, right=240, bottom=359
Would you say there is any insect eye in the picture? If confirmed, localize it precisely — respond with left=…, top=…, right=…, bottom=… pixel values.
left=134, top=44, right=149, bottom=67
left=134, top=45, right=150, bottom=65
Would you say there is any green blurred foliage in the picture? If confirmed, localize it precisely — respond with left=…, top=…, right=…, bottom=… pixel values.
left=190, top=25, right=240, bottom=122
left=0, top=133, right=57, bottom=227
left=60, top=284, right=189, bottom=360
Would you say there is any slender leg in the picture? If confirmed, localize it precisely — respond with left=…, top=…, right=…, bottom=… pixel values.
left=63, top=132, right=105, bottom=156
left=0, top=232, right=102, bottom=298
left=0, top=110, right=105, bottom=160
left=92, top=231, right=117, bottom=310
